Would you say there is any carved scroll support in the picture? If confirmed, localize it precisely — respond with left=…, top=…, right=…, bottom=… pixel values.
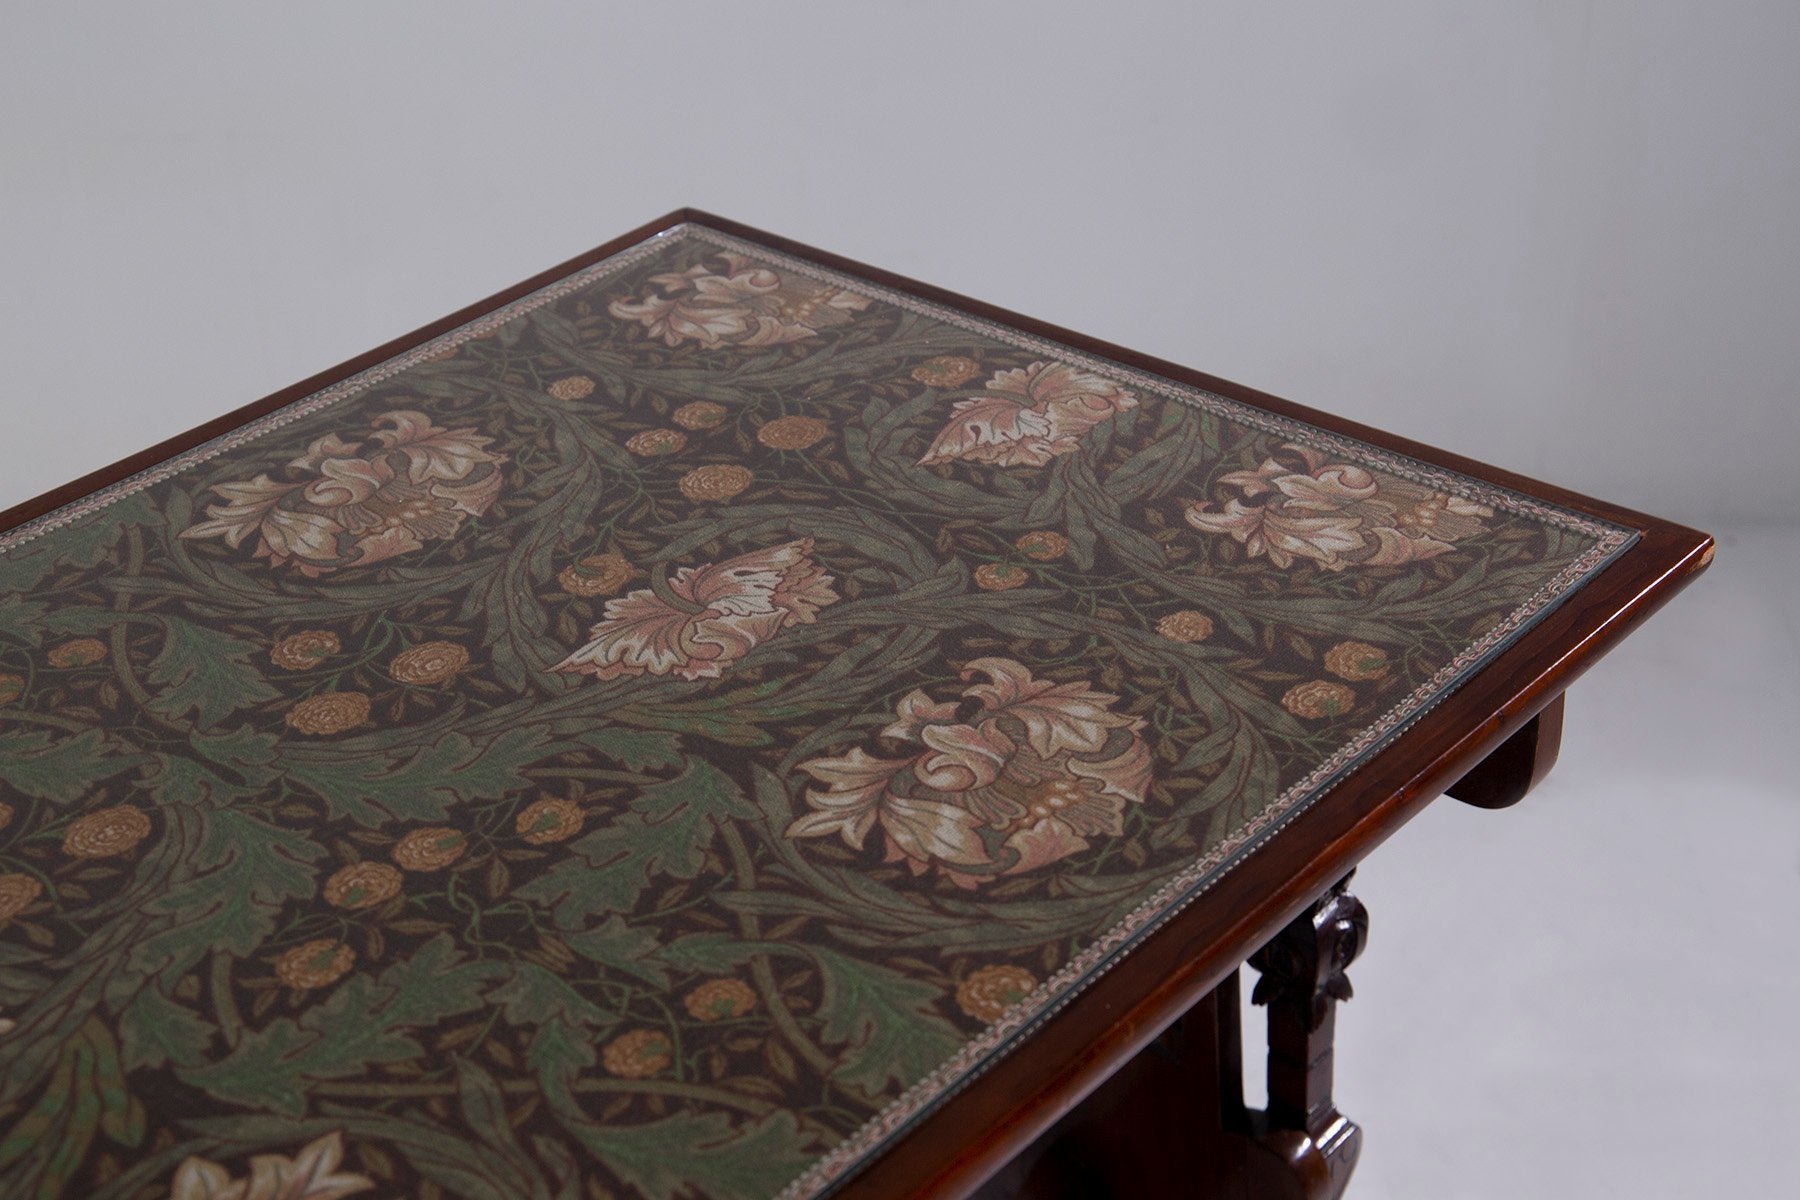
left=1244, top=872, right=1369, bottom=1200
left=989, top=877, right=1371, bottom=1200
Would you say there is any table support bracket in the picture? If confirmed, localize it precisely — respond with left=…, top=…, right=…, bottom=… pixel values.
left=1447, top=693, right=1565, bottom=809
left=984, top=876, right=1369, bottom=1199
left=1243, top=872, right=1369, bottom=1199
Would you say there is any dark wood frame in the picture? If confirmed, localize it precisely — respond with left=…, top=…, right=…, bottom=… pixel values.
left=0, top=210, right=1713, bottom=1199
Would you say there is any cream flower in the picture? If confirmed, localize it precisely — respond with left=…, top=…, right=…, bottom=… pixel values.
left=168, top=1131, right=373, bottom=1200
left=552, top=539, right=838, bottom=682
left=1186, top=443, right=1492, bottom=570
left=181, top=410, right=505, bottom=576
left=787, top=658, right=1152, bottom=887
left=919, top=361, right=1138, bottom=468
left=610, top=253, right=870, bottom=348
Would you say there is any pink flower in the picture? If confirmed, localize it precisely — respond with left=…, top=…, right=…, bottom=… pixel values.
left=609, top=253, right=870, bottom=348
left=1185, top=443, right=1492, bottom=569
left=919, top=361, right=1138, bottom=468
left=181, top=411, right=504, bottom=575
left=168, top=1131, right=373, bottom=1200
left=786, top=658, right=1152, bottom=887
left=551, top=539, right=838, bottom=681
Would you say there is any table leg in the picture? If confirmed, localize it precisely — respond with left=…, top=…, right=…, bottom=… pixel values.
left=1244, top=873, right=1369, bottom=1200
left=986, top=877, right=1368, bottom=1199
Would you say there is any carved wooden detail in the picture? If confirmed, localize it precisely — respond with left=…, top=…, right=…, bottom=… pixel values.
left=992, top=878, right=1371, bottom=1200
left=1249, top=874, right=1369, bottom=1032
left=1244, top=874, right=1369, bottom=1199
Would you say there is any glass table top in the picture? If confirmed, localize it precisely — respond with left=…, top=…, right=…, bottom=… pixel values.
left=0, top=221, right=1631, bottom=1199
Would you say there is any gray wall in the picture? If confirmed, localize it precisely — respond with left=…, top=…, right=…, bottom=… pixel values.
left=3, top=2, right=1796, bottom=526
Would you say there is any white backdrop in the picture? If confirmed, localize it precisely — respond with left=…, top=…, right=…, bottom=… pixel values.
left=3, top=4, right=1797, bottom=1198
left=2, top=2, right=1796, bottom=524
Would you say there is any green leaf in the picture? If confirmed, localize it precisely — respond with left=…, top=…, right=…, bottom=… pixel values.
left=283, top=725, right=552, bottom=824
left=181, top=934, right=503, bottom=1113
left=0, top=593, right=48, bottom=644
left=0, top=492, right=156, bottom=593
left=188, top=727, right=282, bottom=789
left=514, top=760, right=754, bottom=929
left=142, top=616, right=279, bottom=729
left=574, top=727, right=684, bottom=772
left=0, top=729, right=140, bottom=805
left=488, top=962, right=615, bottom=1031
left=117, top=985, right=214, bottom=1072
left=659, top=932, right=756, bottom=975
left=0, top=1018, right=140, bottom=1198
left=562, top=915, right=670, bottom=989
left=86, top=1019, right=142, bottom=1148
left=297, top=1106, right=559, bottom=1200
left=525, top=1015, right=598, bottom=1100
left=131, top=808, right=323, bottom=981
left=555, top=1110, right=818, bottom=1200
left=608, top=681, right=800, bottom=747
left=1103, top=406, right=1216, bottom=502
left=808, top=945, right=963, bottom=1095
left=138, top=751, right=257, bottom=810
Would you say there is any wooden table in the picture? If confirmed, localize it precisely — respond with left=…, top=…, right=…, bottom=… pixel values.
left=0, top=212, right=1710, bottom=1199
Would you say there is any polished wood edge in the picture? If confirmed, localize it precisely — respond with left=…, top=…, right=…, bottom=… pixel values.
left=1446, top=692, right=1565, bottom=809
left=0, top=210, right=1717, bottom=1200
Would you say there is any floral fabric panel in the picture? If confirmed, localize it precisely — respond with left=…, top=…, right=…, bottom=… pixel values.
left=0, top=225, right=1628, bottom=1200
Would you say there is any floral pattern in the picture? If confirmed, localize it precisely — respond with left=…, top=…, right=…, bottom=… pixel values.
left=169, top=1132, right=373, bottom=1200
left=787, top=659, right=1151, bottom=887
left=919, top=361, right=1139, bottom=468
left=552, top=538, right=838, bottom=681
left=180, top=411, right=505, bottom=576
left=610, top=252, right=871, bottom=348
left=1185, top=442, right=1493, bottom=570
left=0, top=225, right=1626, bottom=1200
left=955, top=965, right=1038, bottom=1023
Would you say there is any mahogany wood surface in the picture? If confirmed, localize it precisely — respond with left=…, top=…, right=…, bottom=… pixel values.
left=1447, top=692, right=1565, bottom=810
left=0, top=210, right=1715, bottom=1199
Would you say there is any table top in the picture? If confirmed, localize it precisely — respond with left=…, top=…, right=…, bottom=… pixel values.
left=0, top=211, right=1710, bottom=1200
